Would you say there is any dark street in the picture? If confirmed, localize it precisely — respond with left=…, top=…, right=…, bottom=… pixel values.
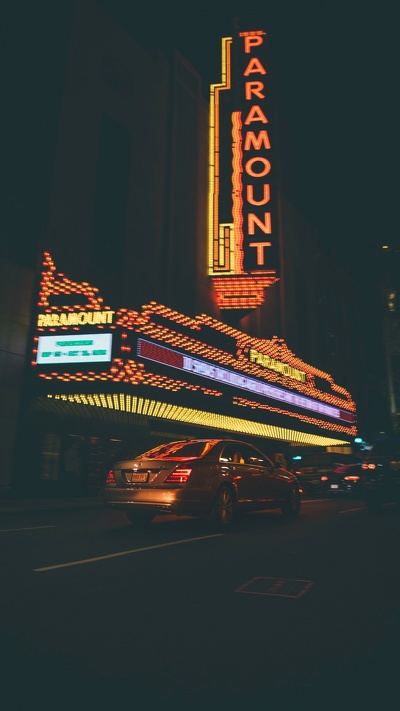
left=1, top=497, right=399, bottom=710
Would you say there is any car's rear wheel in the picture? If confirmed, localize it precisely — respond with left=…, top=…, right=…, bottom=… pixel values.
left=126, top=511, right=154, bottom=525
left=212, top=485, right=235, bottom=528
left=281, top=485, right=301, bottom=516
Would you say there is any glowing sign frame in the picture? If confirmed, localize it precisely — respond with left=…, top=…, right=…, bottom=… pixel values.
left=37, top=333, right=113, bottom=364
left=209, top=30, right=279, bottom=309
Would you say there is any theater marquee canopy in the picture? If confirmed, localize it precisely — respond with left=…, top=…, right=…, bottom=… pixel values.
left=31, top=254, right=357, bottom=447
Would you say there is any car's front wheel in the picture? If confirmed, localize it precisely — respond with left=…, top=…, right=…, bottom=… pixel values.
left=212, top=485, right=235, bottom=528
left=126, top=511, right=154, bottom=525
left=281, top=485, right=301, bottom=516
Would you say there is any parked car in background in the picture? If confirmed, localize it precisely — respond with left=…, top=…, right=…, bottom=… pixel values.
left=320, top=461, right=363, bottom=496
left=101, top=438, right=301, bottom=527
left=361, top=437, right=400, bottom=511
left=292, top=451, right=358, bottom=495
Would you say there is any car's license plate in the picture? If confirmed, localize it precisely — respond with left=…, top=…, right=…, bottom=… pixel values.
left=330, top=484, right=339, bottom=489
left=130, top=472, right=148, bottom=483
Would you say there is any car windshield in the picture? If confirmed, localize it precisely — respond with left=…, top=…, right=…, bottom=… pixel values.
left=137, top=441, right=214, bottom=460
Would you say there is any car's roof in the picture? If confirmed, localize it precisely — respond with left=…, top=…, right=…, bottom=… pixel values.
left=138, top=438, right=266, bottom=455
left=135, top=438, right=264, bottom=462
left=159, top=438, right=258, bottom=445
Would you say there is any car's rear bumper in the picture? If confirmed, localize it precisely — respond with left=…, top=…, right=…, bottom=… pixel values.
left=324, top=482, right=362, bottom=496
left=100, top=486, right=211, bottom=517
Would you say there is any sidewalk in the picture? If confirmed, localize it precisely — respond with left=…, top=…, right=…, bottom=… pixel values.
left=0, top=495, right=104, bottom=516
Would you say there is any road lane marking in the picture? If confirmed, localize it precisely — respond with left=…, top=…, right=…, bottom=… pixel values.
left=0, top=525, right=56, bottom=532
left=236, top=576, right=314, bottom=598
left=33, top=533, right=224, bottom=572
left=338, top=506, right=367, bottom=514
left=301, top=498, right=333, bottom=503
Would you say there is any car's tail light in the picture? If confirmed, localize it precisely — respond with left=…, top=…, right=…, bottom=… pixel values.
left=362, top=463, right=376, bottom=470
left=344, top=475, right=360, bottom=482
left=165, top=468, right=192, bottom=483
left=320, top=475, right=328, bottom=482
left=106, top=469, right=116, bottom=484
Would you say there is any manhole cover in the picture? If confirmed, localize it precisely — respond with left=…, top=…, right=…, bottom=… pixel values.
left=235, top=576, right=313, bottom=598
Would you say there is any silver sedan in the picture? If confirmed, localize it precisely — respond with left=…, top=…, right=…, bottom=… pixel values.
left=101, top=439, right=301, bottom=527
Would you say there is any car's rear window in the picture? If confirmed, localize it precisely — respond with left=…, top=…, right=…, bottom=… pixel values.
left=138, top=441, right=214, bottom=460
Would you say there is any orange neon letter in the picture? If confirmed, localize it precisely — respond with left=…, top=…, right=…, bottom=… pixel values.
left=248, top=213, right=272, bottom=234
left=247, top=184, right=270, bottom=205
left=249, top=242, right=271, bottom=265
left=244, top=130, right=271, bottom=150
left=244, top=105, right=268, bottom=125
left=245, top=157, right=271, bottom=177
left=243, top=58, right=267, bottom=76
left=244, top=36, right=263, bottom=53
left=245, top=81, right=265, bottom=100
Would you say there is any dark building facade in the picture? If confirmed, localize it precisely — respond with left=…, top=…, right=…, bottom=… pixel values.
left=2, top=0, right=210, bottom=492
left=1, top=1, right=388, bottom=494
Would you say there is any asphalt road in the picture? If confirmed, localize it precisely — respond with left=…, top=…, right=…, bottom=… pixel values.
left=1, top=497, right=399, bottom=711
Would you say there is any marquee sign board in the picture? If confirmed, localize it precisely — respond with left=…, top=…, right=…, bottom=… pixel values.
left=36, top=333, right=113, bottom=364
left=209, top=30, right=279, bottom=309
left=31, top=254, right=357, bottom=446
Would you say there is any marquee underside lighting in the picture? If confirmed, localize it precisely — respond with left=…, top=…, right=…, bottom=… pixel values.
left=44, top=393, right=351, bottom=447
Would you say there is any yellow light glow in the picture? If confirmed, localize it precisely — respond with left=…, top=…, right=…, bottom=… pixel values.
left=208, top=37, right=232, bottom=275
left=211, top=275, right=278, bottom=308
left=45, top=393, right=350, bottom=447
left=37, top=311, right=114, bottom=327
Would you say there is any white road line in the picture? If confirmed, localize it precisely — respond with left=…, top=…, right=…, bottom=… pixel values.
left=301, top=498, right=333, bottom=503
left=338, top=506, right=367, bottom=514
left=34, top=533, right=224, bottom=572
left=0, top=525, right=56, bottom=533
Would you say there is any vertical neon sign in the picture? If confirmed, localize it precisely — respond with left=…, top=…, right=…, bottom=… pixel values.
left=209, top=30, right=279, bottom=309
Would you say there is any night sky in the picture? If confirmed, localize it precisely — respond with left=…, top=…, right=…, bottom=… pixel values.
left=101, top=0, right=399, bottom=269
left=3, top=0, right=399, bottom=272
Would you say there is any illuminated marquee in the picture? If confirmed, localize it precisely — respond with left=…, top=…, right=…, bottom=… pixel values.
left=37, top=333, right=113, bottom=364
left=31, top=253, right=357, bottom=446
left=209, top=30, right=279, bottom=309
left=137, top=339, right=352, bottom=424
